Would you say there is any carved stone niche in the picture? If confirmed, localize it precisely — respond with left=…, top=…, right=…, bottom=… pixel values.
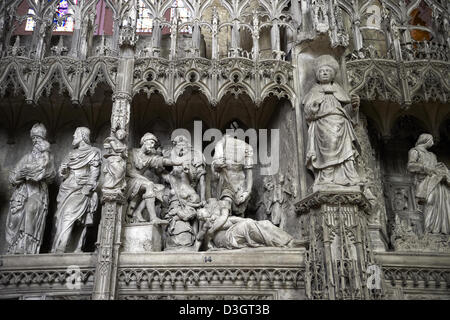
left=296, top=191, right=380, bottom=300
left=122, top=222, right=165, bottom=253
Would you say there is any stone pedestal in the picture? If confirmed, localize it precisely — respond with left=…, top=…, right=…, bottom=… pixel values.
left=122, top=223, right=165, bottom=253
left=296, top=190, right=382, bottom=300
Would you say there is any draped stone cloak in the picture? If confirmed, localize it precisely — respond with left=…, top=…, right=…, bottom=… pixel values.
left=6, top=142, right=55, bottom=254
left=408, top=147, right=450, bottom=234
left=303, top=83, right=361, bottom=172
left=52, top=145, right=101, bottom=250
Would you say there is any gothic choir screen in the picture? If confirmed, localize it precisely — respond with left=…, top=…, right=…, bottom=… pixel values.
left=0, top=0, right=449, bottom=301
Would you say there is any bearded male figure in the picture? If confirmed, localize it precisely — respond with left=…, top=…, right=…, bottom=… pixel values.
left=52, top=127, right=101, bottom=253
left=6, top=123, right=55, bottom=254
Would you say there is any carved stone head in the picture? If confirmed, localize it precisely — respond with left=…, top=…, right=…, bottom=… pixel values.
left=115, top=129, right=127, bottom=141
left=30, top=123, right=47, bottom=140
left=314, top=55, right=340, bottom=84
left=73, top=127, right=91, bottom=147
left=415, top=133, right=434, bottom=149
left=140, top=132, right=159, bottom=154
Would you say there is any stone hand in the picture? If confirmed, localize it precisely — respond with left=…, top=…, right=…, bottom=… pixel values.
left=82, top=185, right=93, bottom=196
left=351, top=94, right=360, bottom=108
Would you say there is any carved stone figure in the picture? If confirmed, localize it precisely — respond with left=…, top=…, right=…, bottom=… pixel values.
left=102, top=129, right=127, bottom=199
left=261, top=174, right=297, bottom=227
left=407, top=134, right=450, bottom=235
left=5, top=123, right=55, bottom=254
left=196, top=199, right=304, bottom=251
left=211, top=135, right=254, bottom=216
left=52, top=127, right=101, bottom=253
left=304, top=55, right=361, bottom=189
left=392, top=188, right=409, bottom=212
left=125, top=133, right=180, bottom=224
left=163, top=135, right=206, bottom=251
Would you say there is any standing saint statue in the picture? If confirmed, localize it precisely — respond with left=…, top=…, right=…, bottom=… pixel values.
left=5, top=123, right=56, bottom=254
left=51, top=127, right=101, bottom=253
left=407, top=134, right=450, bottom=235
left=163, top=135, right=206, bottom=250
left=211, top=135, right=254, bottom=216
left=303, top=55, right=361, bottom=189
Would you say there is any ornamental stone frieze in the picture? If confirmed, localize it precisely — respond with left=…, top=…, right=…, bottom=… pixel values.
left=132, top=56, right=295, bottom=107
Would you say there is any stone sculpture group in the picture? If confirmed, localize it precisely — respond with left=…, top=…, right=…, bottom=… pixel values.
left=5, top=55, right=449, bottom=256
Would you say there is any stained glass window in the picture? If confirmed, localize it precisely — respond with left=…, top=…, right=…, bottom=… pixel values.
left=25, top=0, right=77, bottom=32
left=137, top=0, right=153, bottom=33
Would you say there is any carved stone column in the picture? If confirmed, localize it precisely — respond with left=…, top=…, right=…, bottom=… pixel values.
left=296, top=191, right=383, bottom=300
left=92, top=0, right=137, bottom=300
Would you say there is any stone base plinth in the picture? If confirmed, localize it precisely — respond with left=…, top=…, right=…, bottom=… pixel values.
left=122, top=223, right=164, bottom=253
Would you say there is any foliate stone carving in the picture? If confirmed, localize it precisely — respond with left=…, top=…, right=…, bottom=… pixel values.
left=163, top=135, right=206, bottom=251
left=211, top=135, right=254, bottom=216
left=196, top=198, right=305, bottom=251
left=295, top=191, right=371, bottom=215
left=52, top=127, right=102, bottom=253
left=5, top=123, right=56, bottom=254
left=407, top=134, right=450, bottom=235
left=303, top=55, right=361, bottom=191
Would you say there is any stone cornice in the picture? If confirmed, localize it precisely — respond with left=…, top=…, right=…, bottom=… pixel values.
left=295, top=191, right=371, bottom=215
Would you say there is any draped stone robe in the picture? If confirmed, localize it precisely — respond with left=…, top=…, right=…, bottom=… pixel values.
left=6, top=142, right=55, bottom=254
left=303, top=83, right=361, bottom=186
left=52, top=145, right=101, bottom=252
left=408, top=147, right=450, bottom=235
